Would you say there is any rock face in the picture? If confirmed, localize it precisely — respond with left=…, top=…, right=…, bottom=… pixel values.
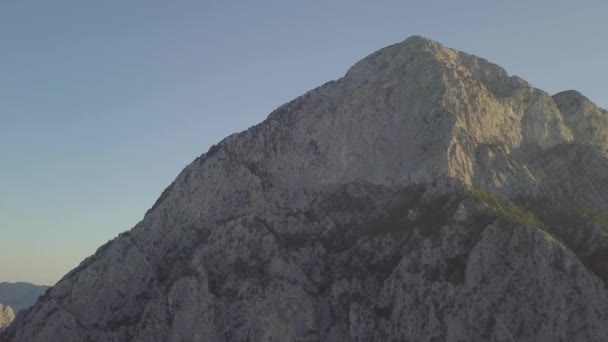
left=0, top=283, right=49, bottom=313
left=553, top=90, right=608, bottom=151
left=0, top=305, right=15, bottom=331
left=3, top=36, right=608, bottom=341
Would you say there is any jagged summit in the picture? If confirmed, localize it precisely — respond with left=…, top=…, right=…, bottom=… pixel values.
left=554, top=89, right=586, bottom=98
left=403, top=34, right=435, bottom=43
left=347, top=35, right=526, bottom=94
left=3, top=37, right=608, bottom=341
left=553, top=89, right=602, bottom=113
left=244, top=35, right=603, bottom=202
left=553, top=88, right=608, bottom=151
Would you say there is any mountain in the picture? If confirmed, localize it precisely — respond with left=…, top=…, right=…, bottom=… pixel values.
left=3, top=36, right=608, bottom=341
left=0, top=304, right=15, bottom=331
left=0, top=283, right=49, bottom=313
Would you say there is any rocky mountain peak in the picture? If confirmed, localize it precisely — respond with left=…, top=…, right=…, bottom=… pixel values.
left=553, top=89, right=608, bottom=150
left=3, top=36, right=608, bottom=341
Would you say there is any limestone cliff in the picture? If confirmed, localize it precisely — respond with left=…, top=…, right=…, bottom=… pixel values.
left=3, top=36, right=608, bottom=342
left=0, top=305, right=15, bottom=331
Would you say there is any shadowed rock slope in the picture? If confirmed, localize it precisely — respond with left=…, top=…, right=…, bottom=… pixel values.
left=3, top=36, right=608, bottom=342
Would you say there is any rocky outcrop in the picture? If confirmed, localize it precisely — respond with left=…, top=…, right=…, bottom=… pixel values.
left=0, top=305, right=15, bottom=331
left=3, top=36, right=608, bottom=341
left=553, top=90, right=608, bottom=151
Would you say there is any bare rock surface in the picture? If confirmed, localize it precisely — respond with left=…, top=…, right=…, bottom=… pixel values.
left=3, top=36, right=608, bottom=342
left=0, top=305, right=15, bottom=331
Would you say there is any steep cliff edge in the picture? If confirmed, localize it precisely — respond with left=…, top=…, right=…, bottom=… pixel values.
left=3, top=36, right=608, bottom=342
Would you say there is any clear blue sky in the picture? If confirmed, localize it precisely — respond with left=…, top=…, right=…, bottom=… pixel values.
left=1, top=0, right=606, bottom=285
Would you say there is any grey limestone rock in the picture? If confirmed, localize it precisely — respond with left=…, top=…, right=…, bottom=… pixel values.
left=0, top=305, right=15, bottom=331
left=3, top=36, right=608, bottom=341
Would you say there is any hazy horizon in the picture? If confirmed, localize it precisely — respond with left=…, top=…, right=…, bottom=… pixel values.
left=1, top=0, right=607, bottom=286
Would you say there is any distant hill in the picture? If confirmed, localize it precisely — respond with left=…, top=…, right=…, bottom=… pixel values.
left=0, top=304, right=15, bottom=331
left=0, top=283, right=49, bottom=312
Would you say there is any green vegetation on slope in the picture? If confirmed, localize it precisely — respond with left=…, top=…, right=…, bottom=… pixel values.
left=468, top=187, right=545, bottom=228
left=522, top=200, right=608, bottom=233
